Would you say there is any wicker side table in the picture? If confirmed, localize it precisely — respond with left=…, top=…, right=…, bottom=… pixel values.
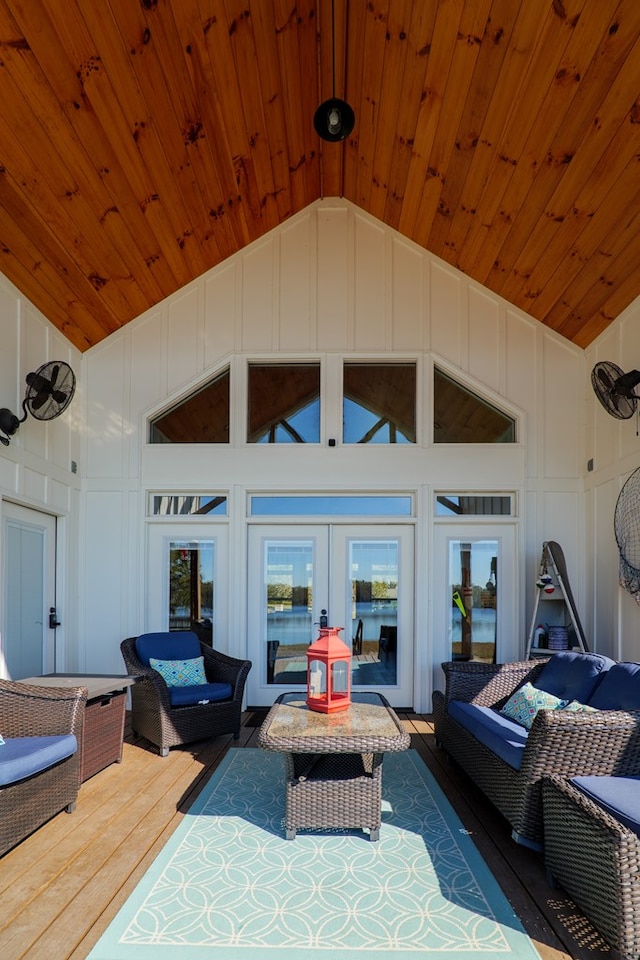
left=258, top=692, right=410, bottom=840
left=19, top=674, right=137, bottom=781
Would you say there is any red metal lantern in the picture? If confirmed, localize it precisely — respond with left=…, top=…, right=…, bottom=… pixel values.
left=306, top=625, right=352, bottom=713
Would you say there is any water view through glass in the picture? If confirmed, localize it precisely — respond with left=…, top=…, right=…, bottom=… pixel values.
left=449, top=539, right=498, bottom=663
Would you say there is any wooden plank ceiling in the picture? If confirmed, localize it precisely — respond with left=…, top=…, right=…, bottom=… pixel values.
left=0, top=0, right=638, bottom=352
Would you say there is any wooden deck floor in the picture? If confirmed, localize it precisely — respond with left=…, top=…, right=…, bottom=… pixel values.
left=0, top=711, right=611, bottom=960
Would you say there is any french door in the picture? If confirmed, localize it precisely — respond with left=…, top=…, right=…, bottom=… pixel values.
left=1, top=502, right=57, bottom=679
left=247, top=524, right=414, bottom=707
left=146, top=523, right=229, bottom=647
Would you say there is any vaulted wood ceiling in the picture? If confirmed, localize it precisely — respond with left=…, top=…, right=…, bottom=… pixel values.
left=0, top=0, right=638, bottom=352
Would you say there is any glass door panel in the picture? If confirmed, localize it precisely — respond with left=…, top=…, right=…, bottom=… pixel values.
left=265, top=539, right=315, bottom=684
left=247, top=527, right=328, bottom=702
left=448, top=539, right=498, bottom=663
left=432, top=524, right=518, bottom=697
left=146, top=524, right=228, bottom=649
left=333, top=525, right=413, bottom=703
left=168, top=540, right=215, bottom=644
left=349, top=539, right=398, bottom=684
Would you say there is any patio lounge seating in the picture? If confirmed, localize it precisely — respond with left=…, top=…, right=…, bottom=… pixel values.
left=432, top=652, right=640, bottom=849
left=0, top=678, right=86, bottom=857
left=543, top=773, right=640, bottom=960
left=121, top=631, right=251, bottom=756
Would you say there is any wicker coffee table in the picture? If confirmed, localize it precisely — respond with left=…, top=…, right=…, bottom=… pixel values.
left=258, top=692, right=410, bottom=840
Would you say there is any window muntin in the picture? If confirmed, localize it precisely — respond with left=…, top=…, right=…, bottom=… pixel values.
left=343, top=362, right=416, bottom=444
left=149, top=368, right=230, bottom=444
left=149, top=494, right=228, bottom=517
left=433, top=367, right=516, bottom=443
left=248, top=363, right=320, bottom=443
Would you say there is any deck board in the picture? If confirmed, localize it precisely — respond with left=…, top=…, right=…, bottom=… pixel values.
left=0, top=711, right=610, bottom=960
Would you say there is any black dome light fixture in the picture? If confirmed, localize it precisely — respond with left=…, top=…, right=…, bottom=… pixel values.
left=314, top=0, right=355, bottom=143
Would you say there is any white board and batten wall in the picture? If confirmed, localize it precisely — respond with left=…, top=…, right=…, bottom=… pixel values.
left=0, top=197, right=635, bottom=707
left=76, top=198, right=586, bottom=711
left=586, top=294, right=640, bottom=663
left=0, top=275, right=82, bottom=673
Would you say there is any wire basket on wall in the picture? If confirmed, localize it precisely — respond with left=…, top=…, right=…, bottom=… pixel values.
left=615, top=467, right=640, bottom=604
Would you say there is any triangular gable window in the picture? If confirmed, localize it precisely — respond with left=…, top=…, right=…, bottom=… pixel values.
left=149, top=368, right=230, bottom=443
left=434, top=367, right=516, bottom=443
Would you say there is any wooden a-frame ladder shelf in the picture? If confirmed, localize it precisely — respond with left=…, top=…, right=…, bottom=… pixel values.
left=525, top=540, right=588, bottom=659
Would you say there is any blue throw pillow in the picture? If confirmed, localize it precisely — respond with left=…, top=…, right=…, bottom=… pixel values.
left=588, top=662, right=640, bottom=710
left=500, top=682, right=566, bottom=729
left=560, top=700, right=598, bottom=713
left=150, top=656, right=207, bottom=687
left=535, top=651, right=613, bottom=703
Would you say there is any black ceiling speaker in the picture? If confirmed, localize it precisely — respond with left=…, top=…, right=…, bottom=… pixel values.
left=314, top=0, right=355, bottom=142
left=591, top=361, right=640, bottom=420
left=0, top=361, right=76, bottom=445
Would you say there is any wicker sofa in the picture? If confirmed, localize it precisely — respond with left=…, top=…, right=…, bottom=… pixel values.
left=0, top=678, right=86, bottom=857
left=432, top=652, right=640, bottom=850
left=543, top=772, right=640, bottom=960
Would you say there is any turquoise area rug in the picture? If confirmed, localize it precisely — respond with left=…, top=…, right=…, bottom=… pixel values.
left=88, top=749, right=540, bottom=960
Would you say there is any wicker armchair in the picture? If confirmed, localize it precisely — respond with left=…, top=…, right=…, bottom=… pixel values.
left=0, top=678, right=86, bottom=857
left=543, top=774, right=640, bottom=960
left=121, top=632, right=251, bottom=757
left=433, top=658, right=640, bottom=849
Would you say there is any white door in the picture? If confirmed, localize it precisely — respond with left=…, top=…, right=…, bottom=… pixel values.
left=1, top=502, right=57, bottom=679
left=146, top=523, right=229, bottom=648
left=247, top=524, right=414, bottom=707
left=432, top=524, right=518, bottom=696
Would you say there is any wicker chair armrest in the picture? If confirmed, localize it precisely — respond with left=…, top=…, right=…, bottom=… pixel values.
left=201, top=645, right=252, bottom=698
left=0, top=679, right=87, bottom=739
left=522, top=708, right=640, bottom=780
left=544, top=773, right=640, bottom=841
left=131, top=661, right=174, bottom=708
left=441, top=658, right=548, bottom=707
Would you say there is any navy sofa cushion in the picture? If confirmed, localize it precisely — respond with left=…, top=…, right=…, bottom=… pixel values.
left=168, top=682, right=233, bottom=707
left=573, top=774, right=640, bottom=837
left=588, top=661, right=640, bottom=710
left=0, top=734, right=77, bottom=787
left=449, top=701, right=527, bottom=770
left=535, top=651, right=613, bottom=703
left=136, top=631, right=201, bottom=668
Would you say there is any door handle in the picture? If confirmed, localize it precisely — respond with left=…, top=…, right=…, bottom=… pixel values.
left=49, top=607, right=61, bottom=629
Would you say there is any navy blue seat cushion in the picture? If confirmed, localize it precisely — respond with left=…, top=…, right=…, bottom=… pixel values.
left=168, top=682, right=233, bottom=707
left=136, top=631, right=201, bottom=668
left=0, top=734, right=77, bottom=786
left=535, top=651, right=613, bottom=703
left=588, top=661, right=640, bottom=710
left=572, top=774, right=640, bottom=837
left=449, top=700, right=527, bottom=770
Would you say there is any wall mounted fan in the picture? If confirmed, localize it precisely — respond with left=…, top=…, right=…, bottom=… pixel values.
left=591, top=361, right=640, bottom=420
left=0, top=361, right=76, bottom=446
